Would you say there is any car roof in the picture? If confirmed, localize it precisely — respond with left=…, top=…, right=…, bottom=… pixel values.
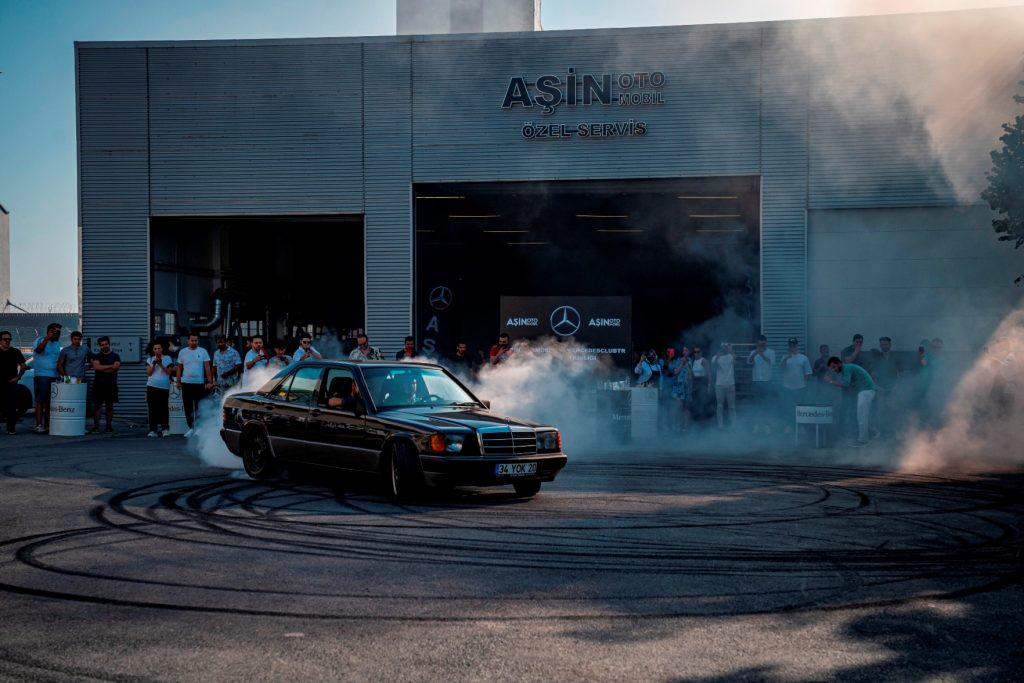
left=293, top=359, right=443, bottom=370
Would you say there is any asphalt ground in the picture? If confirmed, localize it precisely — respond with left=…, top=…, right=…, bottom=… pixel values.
left=1, top=425, right=1022, bottom=682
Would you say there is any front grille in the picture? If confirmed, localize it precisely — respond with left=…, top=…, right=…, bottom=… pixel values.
left=480, top=427, right=537, bottom=456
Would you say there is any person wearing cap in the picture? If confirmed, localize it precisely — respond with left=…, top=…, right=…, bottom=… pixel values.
left=779, top=337, right=813, bottom=433
left=634, top=349, right=660, bottom=387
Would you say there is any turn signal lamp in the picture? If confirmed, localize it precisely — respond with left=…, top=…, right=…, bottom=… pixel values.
left=537, top=430, right=561, bottom=452
left=429, top=434, right=465, bottom=453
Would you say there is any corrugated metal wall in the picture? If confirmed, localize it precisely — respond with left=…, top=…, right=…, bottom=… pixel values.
left=80, top=11, right=1014, bottom=413
left=148, top=43, right=364, bottom=215
left=364, top=43, right=414, bottom=352
left=760, top=27, right=809, bottom=352
left=77, top=47, right=151, bottom=414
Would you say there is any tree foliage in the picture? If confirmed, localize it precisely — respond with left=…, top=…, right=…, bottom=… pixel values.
left=982, top=66, right=1024, bottom=285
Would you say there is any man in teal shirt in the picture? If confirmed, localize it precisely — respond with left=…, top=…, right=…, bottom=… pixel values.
left=826, top=356, right=877, bottom=447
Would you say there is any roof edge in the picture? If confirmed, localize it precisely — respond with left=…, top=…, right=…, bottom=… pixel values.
left=73, top=5, right=1024, bottom=50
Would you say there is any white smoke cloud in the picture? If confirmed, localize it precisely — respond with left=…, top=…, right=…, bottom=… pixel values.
left=185, top=364, right=280, bottom=471
left=794, top=4, right=1024, bottom=203
left=469, top=338, right=618, bottom=453
left=899, top=306, right=1024, bottom=472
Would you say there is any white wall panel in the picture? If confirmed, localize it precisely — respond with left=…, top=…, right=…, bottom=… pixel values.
left=807, top=206, right=1022, bottom=353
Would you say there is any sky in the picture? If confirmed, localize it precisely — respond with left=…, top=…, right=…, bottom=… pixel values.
left=1, top=0, right=1022, bottom=309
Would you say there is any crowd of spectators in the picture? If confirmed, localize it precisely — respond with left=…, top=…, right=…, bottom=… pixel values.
left=7, top=322, right=1016, bottom=449
left=0, top=323, right=123, bottom=435
left=634, top=332, right=1018, bottom=447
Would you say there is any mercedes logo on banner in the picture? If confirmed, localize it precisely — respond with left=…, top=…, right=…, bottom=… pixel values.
left=550, top=305, right=581, bottom=336
left=429, top=286, right=452, bottom=311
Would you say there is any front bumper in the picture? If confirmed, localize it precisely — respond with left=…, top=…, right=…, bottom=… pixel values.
left=418, top=452, right=567, bottom=487
left=220, top=428, right=242, bottom=456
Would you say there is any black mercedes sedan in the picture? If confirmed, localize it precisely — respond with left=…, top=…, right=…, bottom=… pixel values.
left=220, top=360, right=567, bottom=498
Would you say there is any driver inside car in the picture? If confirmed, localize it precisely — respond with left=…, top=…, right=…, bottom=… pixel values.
left=383, top=376, right=420, bottom=406
left=326, top=377, right=361, bottom=411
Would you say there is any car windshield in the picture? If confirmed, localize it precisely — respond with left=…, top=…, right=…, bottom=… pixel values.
left=361, top=366, right=478, bottom=409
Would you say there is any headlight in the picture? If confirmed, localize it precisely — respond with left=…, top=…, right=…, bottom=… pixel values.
left=536, top=430, right=560, bottom=451
left=429, top=434, right=464, bottom=453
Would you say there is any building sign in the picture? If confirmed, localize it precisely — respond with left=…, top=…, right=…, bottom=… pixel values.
left=795, top=405, right=833, bottom=424
left=499, top=296, right=631, bottom=363
left=501, top=68, right=666, bottom=140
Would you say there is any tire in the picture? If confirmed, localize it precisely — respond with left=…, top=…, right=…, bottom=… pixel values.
left=383, top=440, right=423, bottom=500
left=242, top=429, right=278, bottom=480
left=512, top=480, right=542, bottom=497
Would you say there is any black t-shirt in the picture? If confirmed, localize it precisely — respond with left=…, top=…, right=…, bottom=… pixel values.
left=0, top=347, right=26, bottom=383
left=840, top=345, right=871, bottom=373
left=93, top=351, right=121, bottom=385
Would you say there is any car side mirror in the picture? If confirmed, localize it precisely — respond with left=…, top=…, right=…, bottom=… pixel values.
left=480, top=399, right=491, bottom=409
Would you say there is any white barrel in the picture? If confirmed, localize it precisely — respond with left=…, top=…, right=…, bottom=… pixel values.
left=49, top=382, right=87, bottom=436
left=629, top=387, right=659, bottom=440
left=167, top=384, right=187, bottom=435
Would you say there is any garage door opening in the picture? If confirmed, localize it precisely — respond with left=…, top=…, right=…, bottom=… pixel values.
left=150, top=215, right=364, bottom=348
left=414, top=178, right=760, bottom=362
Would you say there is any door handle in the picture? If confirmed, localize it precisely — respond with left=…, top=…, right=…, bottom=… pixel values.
left=310, top=409, right=322, bottom=417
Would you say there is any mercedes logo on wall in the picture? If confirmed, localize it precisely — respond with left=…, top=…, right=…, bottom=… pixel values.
left=549, top=305, right=581, bottom=336
left=428, top=286, right=452, bottom=310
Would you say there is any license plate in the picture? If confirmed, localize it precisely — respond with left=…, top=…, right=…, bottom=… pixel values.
left=495, top=462, right=537, bottom=477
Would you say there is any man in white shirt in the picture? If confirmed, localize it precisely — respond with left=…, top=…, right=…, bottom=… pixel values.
left=712, top=342, right=737, bottom=429
left=175, top=333, right=213, bottom=437
left=747, top=334, right=777, bottom=435
left=779, top=337, right=813, bottom=433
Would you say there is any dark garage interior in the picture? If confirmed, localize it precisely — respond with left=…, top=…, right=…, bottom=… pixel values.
left=150, top=215, right=365, bottom=347
left=414, top=177, right=761, bottom=361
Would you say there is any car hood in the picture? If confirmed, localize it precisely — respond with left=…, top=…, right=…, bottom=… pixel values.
left=378, top=406, right=544, bottom=432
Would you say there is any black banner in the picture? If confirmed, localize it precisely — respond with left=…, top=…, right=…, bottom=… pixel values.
left=499, top=296, right=632, bottom=363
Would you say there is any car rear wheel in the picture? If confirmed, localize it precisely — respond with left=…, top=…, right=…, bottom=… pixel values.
left=242, top=430, right=278, bottom=480
left=383, top=440, right=423, bottom=500
left=512, top=480, right=542, bottom=497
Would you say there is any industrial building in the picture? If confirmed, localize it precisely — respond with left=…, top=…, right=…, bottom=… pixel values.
left=76, top=6, right=1024, bottom=414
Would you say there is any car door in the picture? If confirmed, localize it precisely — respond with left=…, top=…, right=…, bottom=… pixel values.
left=306, top=368, right=375, bottom=471
left=264, top=365, right=323, bottom=463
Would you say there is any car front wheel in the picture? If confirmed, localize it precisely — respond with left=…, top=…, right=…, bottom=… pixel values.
left=242, top=430, right=278, bottom=480
left=512, top=480, right=542, bottom=497
left=383, top=440, right=423, bottom=500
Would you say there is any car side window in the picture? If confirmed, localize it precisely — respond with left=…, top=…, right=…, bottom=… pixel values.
left=271, top=373, right=294, bottom=401
left=286, top=366, right=323, bottom=406
left=320, top=369, right=356, bottom=408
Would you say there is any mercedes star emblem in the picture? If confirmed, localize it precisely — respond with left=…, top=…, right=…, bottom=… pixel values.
left=429, top=286, right=452, bottom=311
left=550, top=305, right=581, bottom=336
